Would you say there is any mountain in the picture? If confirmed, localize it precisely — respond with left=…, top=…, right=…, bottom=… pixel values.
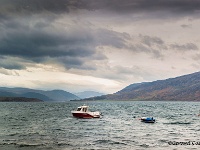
left=0, top=87, right=79, bottom=102
left=75, top=91, right=105, bottom=99
left=20, top=92, right=52, bottom=101
left=84, top=71, right=200, bottom=101
left=44, top=90, right=80, bottom=101
left=0, top=91, right=18, bottom=97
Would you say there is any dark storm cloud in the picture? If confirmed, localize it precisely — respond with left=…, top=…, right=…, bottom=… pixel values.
left=0, top=62, right=25, bottom=70
left=0, top=17, right=133, bottom=70
left=0, top=57, right=26, bottom=70
left=0, top=0, right=70, bottom=15
left=1, top=0, right=200, bottom=16
left=0, top=0, right=199, bottom=71
left=0, top=56, right=30, bottom=73
left=0, top=17, right=101, bottom=70
left=56, top=56, right=97, bottom=70
left=84, top=0, right=193, bottom=14
left=0, top=25, right=94, bottom=58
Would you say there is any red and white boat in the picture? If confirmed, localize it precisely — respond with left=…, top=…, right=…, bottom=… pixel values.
left=71, top=105, right=101, bottom=119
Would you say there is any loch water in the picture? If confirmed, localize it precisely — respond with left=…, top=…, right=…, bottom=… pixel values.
left=0, top=101, right=200, bottom=150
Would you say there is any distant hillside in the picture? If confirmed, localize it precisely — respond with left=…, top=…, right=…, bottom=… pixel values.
left=75, top=91, right=105, bottom=99
left=20, top=92, right=52, bottom=101
left=84, top=71, right=200, bottom=101
left=0, top=87, right=79, bottom=102
left=0, top=97, right=43, bottom=102
left=0, top=91, right=18, bottom=97
left=43, top=90, right=80, bottom=101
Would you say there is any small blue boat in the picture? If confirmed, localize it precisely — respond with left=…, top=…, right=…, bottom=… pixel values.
left=140, top=117, right=155, bottom=123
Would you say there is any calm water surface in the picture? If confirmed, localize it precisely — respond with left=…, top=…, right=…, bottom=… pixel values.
left=0, top=101, right=200, bottom=150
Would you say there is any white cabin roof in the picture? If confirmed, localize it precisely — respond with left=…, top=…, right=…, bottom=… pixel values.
left=79, top=105, right=89, bottom=108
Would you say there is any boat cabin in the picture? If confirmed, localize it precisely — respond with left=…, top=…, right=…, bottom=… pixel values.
left=76, top=106, right=89, bottom=112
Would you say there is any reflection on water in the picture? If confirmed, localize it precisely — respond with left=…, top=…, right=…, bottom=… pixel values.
left=0, top=101, right=200, bottom=150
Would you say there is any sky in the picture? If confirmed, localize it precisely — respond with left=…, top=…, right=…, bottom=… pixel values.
left=1, top=0, right=200, bottom=94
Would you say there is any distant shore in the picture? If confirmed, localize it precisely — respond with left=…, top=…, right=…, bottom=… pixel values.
left=70, top=99, right=200, bottom=102
left=0, top=97, right=43, bottom=102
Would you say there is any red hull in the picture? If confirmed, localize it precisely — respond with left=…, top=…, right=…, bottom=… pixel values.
left=72, top=112, right=100, bottom=119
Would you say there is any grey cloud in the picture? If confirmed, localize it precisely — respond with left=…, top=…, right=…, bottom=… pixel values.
left=0, top=0, right=70, bottom=16
left=170, top=43, right=198, bottom=51
left=96, top=29, right=131, bottom=49
left=56, top=57, right=96, bottom=70
left=140, top=35, right=167, bottom=58
left=33, top=21, right=52, bottom=29
left=128, top=35, right=200, bottom=60
left=82, top=0, right=200, bottom=17
left=0, top=68, right=20, bottom=76
left=0, top=17, right=119, bottom=70
left=130, top=44, right=149, bottom=53
left=0, top=62, right=25, bottom=70
left=0, top=56, right=26, bottom=70
left=0, top=69, right=12, bottom=75
left=181, top=24, right=192, bottom=28
left=1, top=12, right=198, bottom=72
left=0, top=17, right=98, bottom=70
left=127, top=35, right=166, bottom=59
left=151, top=49, right=164, bottom=59
left=140, top=35, right=164, bottom=47
left=0, top=18, right=129, bottom=57
left=1, top=20, right=92, bottom=55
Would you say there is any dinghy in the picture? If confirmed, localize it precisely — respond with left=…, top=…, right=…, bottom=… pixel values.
left=140, top=117, right=155, bottom=123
